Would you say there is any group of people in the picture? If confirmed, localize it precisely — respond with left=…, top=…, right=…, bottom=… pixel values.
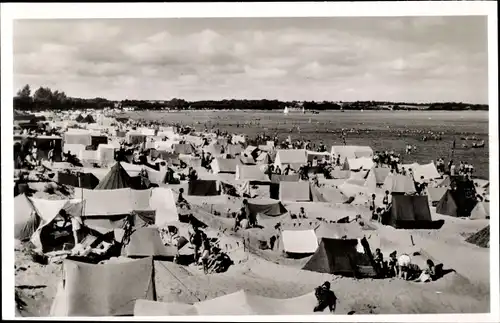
left=233, top=199, right=258, bottom=231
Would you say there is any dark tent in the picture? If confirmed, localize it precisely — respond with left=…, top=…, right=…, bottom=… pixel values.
left=436, top=176, right=477, bottom=218
left=58, top=171, right=99, bottom=189
left=94, top=163, right=133, bottom=190
left=385, top=195, right=444, bottom=229
left=121, top=227, right=176, bottom=259
left=465, top=225, right=489, bottom=248
left=91, top=135, right=108, bottom=148
left=188, top=180, right=219, bottom=196
left=303, top=237, right=376, bottom=278
left=247, top=200, right=288, bottom=217
left=82, top=114, right=96, bottom=123
left=75, top=114, right=85, bottom=122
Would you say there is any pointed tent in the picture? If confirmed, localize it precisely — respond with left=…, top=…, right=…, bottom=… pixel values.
left=303, top=237, right=376, bottom=277
left=75, top=114, right=85, bottom=122
left=465, top=225, right=489, bottom=248
left=469, top=202, right=490, bottom=220
left=426, top=187, right=447, bottom=206
left=364, top=167, right=390, bottom=189
left=436, top=176, right=478, bottom=218
left=14, top=194, right=39, bottom=241
left=94, top=162, right=132, bottom=190
left=82, top=114, right=96, bottom=123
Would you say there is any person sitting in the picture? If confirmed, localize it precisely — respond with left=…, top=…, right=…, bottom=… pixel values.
left=298, top=207, right=307, bottom=219
left=313, top=281, right=337, bottom=313
left=414, top=259, right=436, bottom=283
left=200, top=237, right=211, bottom=274
left=370, top=194, right=376, bottom=212
left=372, top=207, right=384, bottom=223
left=389, top=251, right=399, bottom=278
left=176, top=188, right=190, bottom=210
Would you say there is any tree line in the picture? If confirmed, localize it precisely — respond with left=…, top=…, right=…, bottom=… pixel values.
left=13, top=84, right=489, bottom=111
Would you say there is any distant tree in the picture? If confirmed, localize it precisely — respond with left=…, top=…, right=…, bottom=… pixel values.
left=33, top=86, right=53, bottom=108
left=16, top=84, right=31, bottom=98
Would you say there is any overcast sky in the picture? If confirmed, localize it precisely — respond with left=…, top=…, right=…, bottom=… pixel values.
left=13, top=16, right=488, bottom=103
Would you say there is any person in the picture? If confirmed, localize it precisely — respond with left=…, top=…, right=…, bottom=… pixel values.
left=389, top=251, right=399, bottom=278
left=200, top=236, right=211, bottom=274
left=242, top=199, right=256, bottom=227
left=372, top=207, right=384, bottom=223
left=313, top=281, right=337, bottom=313
left=298, top=207, right=307, bottom=219
left=370, top=194, right=376, bottom=212
left=283, top=164, right=291, bottom=176
left=177, top=188, right=190, bottom=210
left=61, top=209, right=84, bottom=247
left=401, top=167, right=407, bottom=176
left=450, top=163, right=456, bottom=176
left=417, top=176, right=428, bottom=195
left=414, top=259, right=436, bottom=283
left=189, top=223, right=205, bottom=262
left=382, top=190, right=390, bottom=209
left=234, top=208, right=246, bottom=232
left=275, top=166, right=282, bottom=175
left=374, top=248, right=384, bottom=273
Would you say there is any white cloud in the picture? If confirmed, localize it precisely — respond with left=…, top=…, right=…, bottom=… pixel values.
left=13, top=17, right=488, bottom=103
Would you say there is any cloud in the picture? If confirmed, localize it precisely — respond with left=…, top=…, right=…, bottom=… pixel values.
left=13, top=16, right=488, bottom=103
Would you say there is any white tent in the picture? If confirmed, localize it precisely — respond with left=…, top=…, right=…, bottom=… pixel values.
left=274, top=149, right=307, bottom=170
left=331, top=145, right=373, bottom=160
left=282, top=230, right=318, bottom=254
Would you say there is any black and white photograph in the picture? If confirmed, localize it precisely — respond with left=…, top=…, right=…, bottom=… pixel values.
left=2, top=2, right=498, bottom=321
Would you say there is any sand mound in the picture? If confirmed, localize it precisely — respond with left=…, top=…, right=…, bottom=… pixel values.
left=466, top=225, right=490, bottom=248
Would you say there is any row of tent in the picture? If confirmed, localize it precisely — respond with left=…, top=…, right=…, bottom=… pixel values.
left=49, top=257, right=329, bottom=316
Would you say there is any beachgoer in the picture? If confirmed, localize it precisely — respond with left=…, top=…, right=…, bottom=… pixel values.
left=389, top=251, right=398, bottom=278
left=374, top=248, right=384, bottom=272
left=314, top=281, right=337, bottom=313
left=298, top=207, right=307, bottom=219
left=370, top=194, right=376, bottom=212
left=382, top=190, right=390, bottom=209
left=61, top=209, right=84, bottom=246
left=275, top=166, right=282, bottom=175
left=177, top=188, right=190, bottom=209
left=414, top=259, right=436, bottom=283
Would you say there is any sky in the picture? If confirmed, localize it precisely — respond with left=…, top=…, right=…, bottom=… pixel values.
left=13, top=16, right=489, bottom=103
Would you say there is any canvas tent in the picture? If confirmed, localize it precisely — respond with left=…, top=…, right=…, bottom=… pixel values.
left=274, top=149, right=307, bottom=170
left=235, top=165, right=269, bottom=183
left=346, top=157, right=374, bottom=171
left=82, top=114, right=95, bottom=123
left=279, top=181, right=311, bottom=202
left=413, top=162, right=441, bottom=181
left=303, top=237, right=376, bottom=277
left=188, top=180, right=219, bottom=196
left=436, top=177, right=478, bottom=218
left=149, top=188, right=179, bottom=227
left=331, top=146, right=373, bottom=161
left=50, top=257, right=155, bottom=316
left=94, top=162, right=134, bottom=190
left=247, top=199, right=287, bottom=217
left=281, top=229, right=318, bottom=255
left=470, top=202, right=490, bottom=220
left=364, top=167, right=390, bottom=189
left=122, top=227, right=176, bottom=258
left=133, top=290, right=324, bottom=316
left=14, top=194, right=39, bottom=241
left=382, top=174, right=416, bottom=194
left=426, top=187, right=447, bottom=206
left=64, top=131, right=92, bottom=146
left=385, top=195, right=436, bottom=229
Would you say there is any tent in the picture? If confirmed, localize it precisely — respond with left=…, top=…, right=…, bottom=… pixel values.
left=133, top=290, right=325, bottom=315
left=173, top=143, right=194, bottom=155
left=226, top=144, right=244, bottom=156
left=149, top=188, right=179, bottom=227
left=95, top=163, right=133, bottom=190
left=364, top=167, right=390, bottom=189
left=303, top=237, right=376, bottom=277
left=188, top=180, right=219, bottom=196
left=426, top=187, right=447, bottom=206
left=57, top=171, right=100, bottom=189
left=413, top=162, right=441, bottom=181
left=14, top=194, right=39, bottom=241
left=470, top=202, right=490, bottom=220
left=306, top=151, right=330, bottom=163
left=239, top=154, right=256, bottom=165
left=248, top=199, right=287, bottom=217
left=465, top=225, right=489, bottom=248
left=256, top=152, right=270, bottom=165
left=269, top=174, right=300, bottom=200
left=75, top=114, right=84, bottom=122
left=279, top=181, right=311, bottom=202
left=346, top=157, right=374, bottom=171
left=382, top=174, right=416, bottom=194
left=274, top=149, right=307, bottom=170
left=97, top=144, right=116, bottom=166
left=122, top=227, right=177, bottom=258
left=235, top=165, right=269, bottom=183
left=331, top=146, right=373, bottom=161
left=385, top=195, right=437, bottom=229
left=330, top=169, right=351, bottom=179
left=64, top=132, right=92, bottom=146
left=50, top=257, right=155, bottom=316
left=436, top=177, right=478, bottom=218
left=126, top=132, right=147, bottom=145
left=203, top=144, right=224, bottom=157
left=281, top=229, right=318, bottom=255
left=82, top=114, right=96, bottom=123
left=313, top=186, right=348, bottom=204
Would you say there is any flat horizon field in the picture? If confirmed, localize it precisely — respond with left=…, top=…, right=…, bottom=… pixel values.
left=124, top=110, right=490, bottom=180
